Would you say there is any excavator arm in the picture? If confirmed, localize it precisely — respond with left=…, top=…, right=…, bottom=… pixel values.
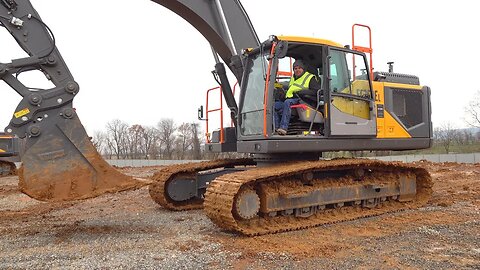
left=0, top=0, right=259, bottom=201
left=1, top=0, right=76, bottom=137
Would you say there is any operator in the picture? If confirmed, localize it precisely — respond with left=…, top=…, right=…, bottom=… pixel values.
left=274, top=60, right=320, bottom=135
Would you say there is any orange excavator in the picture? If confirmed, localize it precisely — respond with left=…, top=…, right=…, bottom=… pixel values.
left=1, top=0, right=432, bottom=235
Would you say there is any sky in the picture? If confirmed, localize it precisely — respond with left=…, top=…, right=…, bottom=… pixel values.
left=1, top=0, right=479, bottom=135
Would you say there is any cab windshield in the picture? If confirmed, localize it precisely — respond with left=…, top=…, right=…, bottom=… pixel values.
left=239, top=52, right=269, bottom=136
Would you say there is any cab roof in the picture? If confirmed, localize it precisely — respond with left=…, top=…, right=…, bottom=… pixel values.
left=277, top=36, right=344, bottom=49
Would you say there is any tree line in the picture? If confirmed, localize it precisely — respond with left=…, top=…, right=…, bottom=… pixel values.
left=92, top=90, right=480, bottom=159
left=433, top=124, right=480, bottom=154
left=93, top=118, right=480, bottom=160
left=433, top=90, right=480, bottom=153
left=92, top=119, right=205, bottom=160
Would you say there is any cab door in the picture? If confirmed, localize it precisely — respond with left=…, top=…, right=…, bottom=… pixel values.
left=326, top=49, right=377, bottom=137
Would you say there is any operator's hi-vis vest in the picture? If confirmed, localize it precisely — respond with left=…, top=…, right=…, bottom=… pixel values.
left=285, top=71, right=315, bottom=98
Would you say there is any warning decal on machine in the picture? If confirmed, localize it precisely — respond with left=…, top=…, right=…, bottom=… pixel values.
left=14, top=108, right=30, bottom=118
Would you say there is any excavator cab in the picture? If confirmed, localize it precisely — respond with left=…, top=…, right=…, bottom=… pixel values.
left=273, top=36, right=375, bottom=138
left=206, top=36, right=377, bottom=159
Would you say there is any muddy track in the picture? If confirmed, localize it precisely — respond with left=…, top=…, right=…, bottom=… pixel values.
left=148, top=158, right=255, bottom=210
left=204, top=158, right=433, bottom=236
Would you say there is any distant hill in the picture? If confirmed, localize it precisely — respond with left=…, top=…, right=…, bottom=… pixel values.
left=463, top=127, right=480, bottom=134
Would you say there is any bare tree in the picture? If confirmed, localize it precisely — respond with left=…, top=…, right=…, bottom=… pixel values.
left=191, top=123, right=203, bottom=160
left=142, top=126, right=158, bottom=159
left=465, top=129, right=477, bottom=144
left=464, top=90, right=480, bottom=128
left=92, top=131, right=107, bottom=156
left=455, top=129, right=475, bottom=146
left=105, top=119, right=129, bottom=159
left=95, top=120, right=208, bottom=160
left=128, top=124, right=145, bottom=159
left=157, top=118, right=176, bottom=159
left=434, top=122, right=458, bottom=153
left=152, top=134, right=163, bottom=159
left=175, top=123, right=194, bottom=159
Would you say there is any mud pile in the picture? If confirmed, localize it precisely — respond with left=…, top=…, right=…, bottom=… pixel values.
left=18, top=151, right=148, bottom=202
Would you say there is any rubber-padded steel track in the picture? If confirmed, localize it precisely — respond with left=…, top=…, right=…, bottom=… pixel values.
left=204, top=158, right=433, bottom=236
left=149, top=158, right=255, bottom=210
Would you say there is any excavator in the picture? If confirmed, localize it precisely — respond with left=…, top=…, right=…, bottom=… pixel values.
left=0, top=132, right=18, bottom=176
left=0, top=0, right=433, bottom=235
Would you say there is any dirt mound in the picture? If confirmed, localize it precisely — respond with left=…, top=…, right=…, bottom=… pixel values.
left=18, top=152, right=149, bottom=202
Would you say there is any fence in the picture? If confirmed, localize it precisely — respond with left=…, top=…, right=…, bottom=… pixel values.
left=372, top=153, right=480, bottom=164
left=10, top=153, right=480, bottom=169
left=106, top=159, right=201, bottom=167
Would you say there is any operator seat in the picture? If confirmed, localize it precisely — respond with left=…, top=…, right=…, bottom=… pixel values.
left=295, top=75, right=323, bottom=108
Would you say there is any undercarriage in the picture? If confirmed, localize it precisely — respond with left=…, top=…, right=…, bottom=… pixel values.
left=148, top=158, right=432, bottom=235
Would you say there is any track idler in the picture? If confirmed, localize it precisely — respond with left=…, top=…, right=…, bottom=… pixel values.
left=149, top=158, right=255, bottom=210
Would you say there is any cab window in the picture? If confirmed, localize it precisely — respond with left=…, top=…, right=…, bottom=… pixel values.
left=329, top=49, right=371, bottom=98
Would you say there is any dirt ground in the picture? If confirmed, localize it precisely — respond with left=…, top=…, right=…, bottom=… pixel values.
left=0, top=161, right=479, bottom=269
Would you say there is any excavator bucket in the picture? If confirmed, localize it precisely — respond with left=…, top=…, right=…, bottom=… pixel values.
left=17, top=115, right=146, bottom=202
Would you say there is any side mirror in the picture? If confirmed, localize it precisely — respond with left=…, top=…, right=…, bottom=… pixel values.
left=198, top=105, right=206, bottom=121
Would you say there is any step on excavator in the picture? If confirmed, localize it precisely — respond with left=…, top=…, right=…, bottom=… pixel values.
left=0, top=0, right=433, bottom=235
